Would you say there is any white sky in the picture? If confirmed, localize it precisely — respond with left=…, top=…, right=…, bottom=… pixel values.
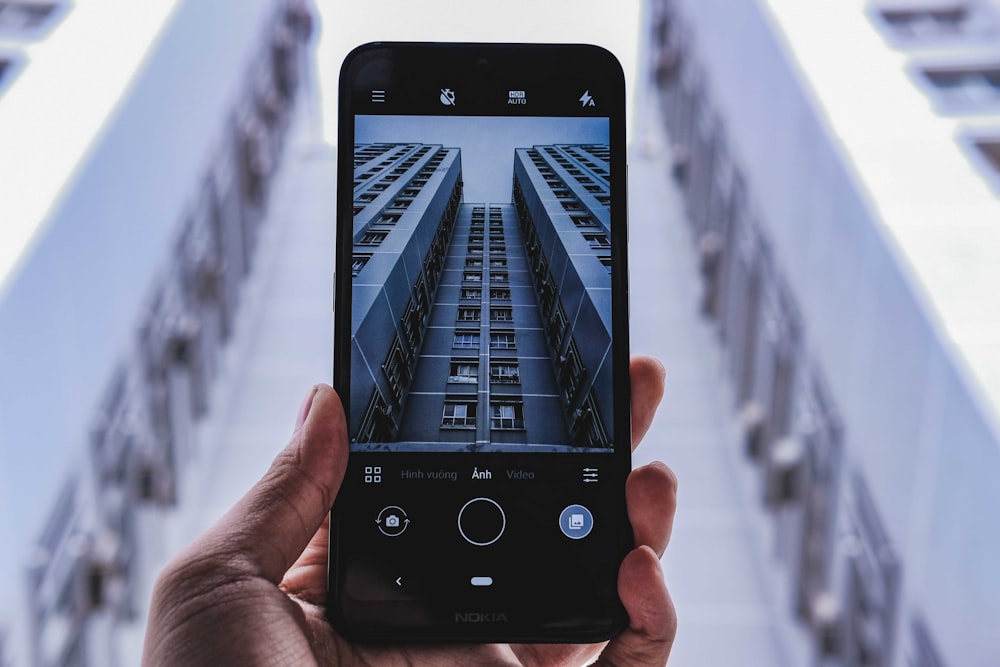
left=356, top=115, right=609, bottom=202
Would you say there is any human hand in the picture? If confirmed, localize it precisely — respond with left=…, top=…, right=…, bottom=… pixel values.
left=143, top=356, right=677, bottom=666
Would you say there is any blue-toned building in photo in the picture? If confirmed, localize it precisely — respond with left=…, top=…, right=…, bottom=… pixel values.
left=513, top=144, right=614, bottom=448
left=349, top=143, right=463, bottom=443
left=350, top=142, right=614, bottom=450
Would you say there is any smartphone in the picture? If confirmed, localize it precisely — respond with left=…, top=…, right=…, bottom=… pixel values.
left=328, top=42, right=630, bottom=643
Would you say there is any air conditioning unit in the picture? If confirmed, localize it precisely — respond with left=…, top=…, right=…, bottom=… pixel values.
left=739, top=401, right=764, bottom=460
left=808, top=592, right=843, bottom=658
left=670, top=145, right=689, bottom=183
left=765, top=436, right=805, bottom=505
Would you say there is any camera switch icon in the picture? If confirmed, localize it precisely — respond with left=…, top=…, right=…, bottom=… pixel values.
left=376, top=505, right=410, bottom=537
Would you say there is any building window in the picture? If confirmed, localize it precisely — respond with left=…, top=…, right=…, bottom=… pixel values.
left=547, top=304, right=569, bottom=349
left=880, top=7, right=969, bottom=39
left=0, top=57, right=12, bottom=88
left=571, top=214, right=598, bottom=228
left=490, top=271, right=509, bottom=284
left=570, top=395, right=609, bottom=447
left=465, top=258, right=483, bottom=268
left=357, top=391, right=394, bottom=442
left=490, top=307, right=513, bottom=322
left=599, top=256, right=613, bottom=274
left=457, top=307, right=480, bottom=322
left=461, top=288, right=481, bottom=300
left=352, top=254, right=371, bottom=277
left=923, top=66, right=1000, bottom=106
left=490, top=287, right=511, bottom=301
left=454, top=330, right=480, bottom=348
left=490, top=362, right=520, bottom=384
left=463, top=271, right=482, bottom=283
left=359, top=231, right=387, bottom=246
left=0, top=3, right=60, bottom=34
left=382, top=340, right=409, bottom=403
left=969, top=138, right=1000, bottom=194
left=448, top=360, right=478, bottom=383
left=442, top=400, right=477, bottom=428
left=490, top=401, right=525, bottom=430
left=582, top=232, right=610, bottom=249
left=490, top=331, right=516, bottom=349
left=489, top=258, right=507, bottom=268
left=378, top=213, right=401, bottom=224
left=560, top=343, right=586, bottom=403
left=468, top=245, right=484, bottom=255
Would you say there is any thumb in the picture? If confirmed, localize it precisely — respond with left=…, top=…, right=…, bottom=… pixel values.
left=594, top=546, right=676, bottom=666
left=193, top=384, right=349, bottom=583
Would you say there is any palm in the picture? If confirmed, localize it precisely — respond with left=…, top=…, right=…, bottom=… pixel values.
left=277, top=520, right=606, bottom=666
left=144, top=357, right=675, bottom=667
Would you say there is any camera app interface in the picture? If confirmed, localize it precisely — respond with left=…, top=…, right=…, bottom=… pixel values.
left=349, top=115, right=613, bottom=453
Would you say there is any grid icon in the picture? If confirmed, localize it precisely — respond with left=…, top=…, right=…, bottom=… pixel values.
left=364, top=465, right=382, bottom=483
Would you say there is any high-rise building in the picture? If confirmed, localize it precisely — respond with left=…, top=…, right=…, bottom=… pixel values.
left=349, top=143, right=464, bottom=444
left=513, top=144, right=614, bottom=448
left=649, top=0, right=1000, bottom=664
left=1, top=1, right=316, bottom=664
left=350, top=142, right=615, bottom=450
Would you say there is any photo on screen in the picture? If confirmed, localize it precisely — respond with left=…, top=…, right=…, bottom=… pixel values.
left=349, top=115, right=613, bottom=452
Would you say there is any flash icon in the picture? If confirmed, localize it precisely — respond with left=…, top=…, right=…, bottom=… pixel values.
left=579, top=90, right=596, bottom=108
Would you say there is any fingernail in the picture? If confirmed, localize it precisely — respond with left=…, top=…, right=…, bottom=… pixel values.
left=295, top=385, right=320, bottom=430
left=652, top=357, right=666, bottom=382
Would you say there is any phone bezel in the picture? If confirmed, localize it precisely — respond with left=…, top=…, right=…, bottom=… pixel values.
left=328, top=42, right=632, bottom=644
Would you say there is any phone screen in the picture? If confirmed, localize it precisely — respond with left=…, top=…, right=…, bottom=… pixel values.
left=330, top=43, right=630, bottom=643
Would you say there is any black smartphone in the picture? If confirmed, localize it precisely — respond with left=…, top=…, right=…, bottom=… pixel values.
left=328, top=42, right=631, bottom=644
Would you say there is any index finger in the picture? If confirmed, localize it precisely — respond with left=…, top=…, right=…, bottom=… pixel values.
left=631, top=356, right=666, bottom=450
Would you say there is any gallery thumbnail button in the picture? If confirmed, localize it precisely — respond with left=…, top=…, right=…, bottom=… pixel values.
left=559, top=504, right=593, bottom=539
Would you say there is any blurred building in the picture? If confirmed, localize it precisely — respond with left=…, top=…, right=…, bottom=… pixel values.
left=0, top=0, right=315, bottom=664
left=649, top=0, right=1000, bottom=664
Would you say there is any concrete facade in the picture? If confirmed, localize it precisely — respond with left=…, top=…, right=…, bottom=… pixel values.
left=649, top=0, right=1000, bottom=664
left=2, top=2, right=316, bottom=664
left=350, top=142, right=617, bottom=451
